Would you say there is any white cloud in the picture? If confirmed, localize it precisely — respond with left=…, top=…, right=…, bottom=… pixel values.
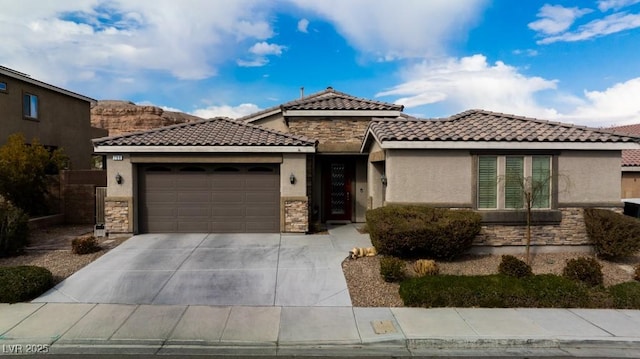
left=598, top=0, right=640, bottom=11
left=249, top=41, right=285, bottom=56
left=528, top=4, right=592, bottom=35
left=559, top=77, right=640, bottom=126
left=297, top=18, right=309, bottom=33
left=537, top=12, right=640, bottom=44
left=190, top=103, right=261, bottom=119
left=0, top=0, right=276, bottom=85
left=290, top=0, right=486, bottom=58
left=377, top=55, right=559, bottom=118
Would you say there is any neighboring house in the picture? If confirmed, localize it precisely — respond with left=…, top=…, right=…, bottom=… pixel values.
left=0, top=65, right=107, bottom=169
left=94, top=89, right=640, bottom=251
left=608, top=123, right=640, bottom=199
left=361, top=110, right=640, bottom=249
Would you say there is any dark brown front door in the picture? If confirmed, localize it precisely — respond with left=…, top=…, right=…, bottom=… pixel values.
left=323, top=159, right=354, bottom=221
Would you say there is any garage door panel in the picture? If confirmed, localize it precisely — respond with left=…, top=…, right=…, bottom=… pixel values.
left=140, top=164, right=280, bottom=233
left=211, top=192, right=245, bottom=203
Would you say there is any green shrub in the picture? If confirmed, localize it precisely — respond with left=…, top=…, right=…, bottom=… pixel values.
left=0, top=266, right=53, bottom=303
left=0, top=197, right=29, bottom=257
left=498, top=255, right=533, bottom=278
left=584, top=208, right=640, bottom=259
left=366, top=205, right=482, bottom=259
left=399, top=274, right=589, bottom=308
left=563, top=257, right=604, bottom=287
left=71, top=236, right=101, bottom=255
left=608, top=282, right=640, bottom=309
left=379, top=256, right=406, bottom=282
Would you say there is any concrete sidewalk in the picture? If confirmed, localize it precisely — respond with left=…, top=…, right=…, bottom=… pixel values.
left=1, top=303, right=639, bottom=357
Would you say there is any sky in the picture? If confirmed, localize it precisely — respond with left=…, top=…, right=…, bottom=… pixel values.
left=1, top=0, right=640, bottom=127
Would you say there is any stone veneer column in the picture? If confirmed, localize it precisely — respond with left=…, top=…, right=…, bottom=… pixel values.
left=473, top=207, right=622, bottom=247
left=283, top=197, right=309, bottom=233
left=105, top=197, right=132, bottom=236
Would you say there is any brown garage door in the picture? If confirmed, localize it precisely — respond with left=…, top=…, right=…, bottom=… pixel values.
left=139, top=164, right=280, bottom=233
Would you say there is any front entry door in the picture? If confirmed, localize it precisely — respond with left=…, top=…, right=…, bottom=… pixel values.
left=323, top=159, right=354, bottom=221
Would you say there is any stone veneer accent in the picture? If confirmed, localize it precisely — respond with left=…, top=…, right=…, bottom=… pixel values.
left=105, top=198, right=131, bottom=234
left=283, top=197, right=309, bottom=233
left=288, top=118, right=370, bottom=145
left=474, top=207, right=622, bottom=247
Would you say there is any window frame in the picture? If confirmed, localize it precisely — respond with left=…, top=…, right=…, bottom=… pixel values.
left=476, top=154, right=554, bottom=211
left=23, top=92, right=39, bottom=120
left=0, top=81, right=7, bottom=93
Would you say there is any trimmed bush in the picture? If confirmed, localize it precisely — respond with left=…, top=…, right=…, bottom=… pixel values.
left=71, top=236, right=101, bottom=255
left=563, top=257, right=604, bottom=287
left=379, top=256, right=406, bottom=282
left=498, top=255, right=533, bottom=278
left=0, top=266, right=53, bottom=303
left=0, top=197, right=29, bottom=257
left=584, top=208, right=640, bottom=259
left=399, top=274, right=590, bottom=308
left=413, top=259, right=439, bottom=277
left=366, top=205, right=482, bottom=259
left=608, top=282, right=640, bottom=309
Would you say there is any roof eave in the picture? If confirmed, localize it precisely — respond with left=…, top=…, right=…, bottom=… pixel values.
left=93, top=145, right=316, bottom=154
left=0, top=67, right=96, bottom=103
left=379, top=141, right=640, bottom=150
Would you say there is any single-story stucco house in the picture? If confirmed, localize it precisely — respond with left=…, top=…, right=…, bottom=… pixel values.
left=93, top=88, right=640, bottom=250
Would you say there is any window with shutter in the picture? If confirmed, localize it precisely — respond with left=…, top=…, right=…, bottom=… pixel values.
left=532, top=156, right=551, bottom=208
left=505, top=157, right=524, bottom=208
left=478, top=156, right=497, bottom=209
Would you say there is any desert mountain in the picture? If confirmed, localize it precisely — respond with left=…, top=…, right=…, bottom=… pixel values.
left=91, top=100, right=203, bottom=136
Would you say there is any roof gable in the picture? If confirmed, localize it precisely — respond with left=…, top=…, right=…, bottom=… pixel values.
left=93, top=117, right=316, bottom=148
left=363, top=109, right=640, bottom=151
left=242, top=87, right=402, bottom=122
left=0, top=66, right=95, bottom=103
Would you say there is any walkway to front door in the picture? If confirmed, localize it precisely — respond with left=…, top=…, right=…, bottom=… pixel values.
left=34, top=225, right=372, bottom=306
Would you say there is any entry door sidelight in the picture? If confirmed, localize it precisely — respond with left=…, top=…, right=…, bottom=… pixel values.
left=324, top=160, right=354, bottom=221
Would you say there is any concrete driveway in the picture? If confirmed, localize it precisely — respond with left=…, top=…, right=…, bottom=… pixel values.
left=34, top=225, right=372, bottom=306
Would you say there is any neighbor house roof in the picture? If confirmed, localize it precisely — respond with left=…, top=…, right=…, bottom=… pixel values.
left=0, top=65, right=95, bottom=103
left=608, top=123, right=640, bottom=167
left=93, top=117, right=316, bottom=153
left=362, top=109, right=640, bottom=151
left=242, top=87, right=402, bottom=122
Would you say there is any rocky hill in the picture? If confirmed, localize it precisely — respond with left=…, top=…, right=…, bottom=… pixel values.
left=91, top=100, right=203, bottom=136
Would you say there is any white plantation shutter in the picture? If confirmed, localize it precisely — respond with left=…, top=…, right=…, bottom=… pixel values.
left=505, top=156, right=524, bottom=208
left=478, top=156, right=497, bottom=208
left=532, top=156, right=551, bottom=208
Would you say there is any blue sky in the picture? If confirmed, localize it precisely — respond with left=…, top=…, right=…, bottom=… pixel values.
left=1, top=0, right=639, bottom=127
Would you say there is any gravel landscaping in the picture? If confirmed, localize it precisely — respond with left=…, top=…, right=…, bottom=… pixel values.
left=0, top=224, right=128, bottom=284
left=342, top=252, right=640, bottom=307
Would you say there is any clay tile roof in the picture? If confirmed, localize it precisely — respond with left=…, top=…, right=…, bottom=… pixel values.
left=281, top=87, right=403, bottom=111
left=93, top=117, right=316, bottom=147
left=369, top=109, right=640, bottom=144
left=609, top=123, right=640, bottom=166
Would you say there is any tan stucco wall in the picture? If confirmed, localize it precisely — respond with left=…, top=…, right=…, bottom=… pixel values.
left=0, top=75, right=94, bottom=169
left=251, top=113, right=289, bottom=133
left=557, top=150, right=621, bottom=204
left=385, top=149, right=473, bottom=205
left=106, top=154, right=134, bottom=197
left=281, top=153, right=307, bottom=197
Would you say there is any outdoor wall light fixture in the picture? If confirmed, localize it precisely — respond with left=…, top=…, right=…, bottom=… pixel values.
left=115, top=173, right=123, bottom=185
left=381, top=174, right=387, bottom=186
left=290, top=173, right=296, bottom=185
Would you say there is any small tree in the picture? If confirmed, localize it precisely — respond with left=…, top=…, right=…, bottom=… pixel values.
left=501, top=157, right=566, bottom=264
left=0, top=134, right=68, bottom=216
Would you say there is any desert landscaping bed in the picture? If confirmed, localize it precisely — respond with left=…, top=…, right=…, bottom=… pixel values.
left=342, top=252, right=640, bottom=307
left=0, top=224, right=127, bottom=284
